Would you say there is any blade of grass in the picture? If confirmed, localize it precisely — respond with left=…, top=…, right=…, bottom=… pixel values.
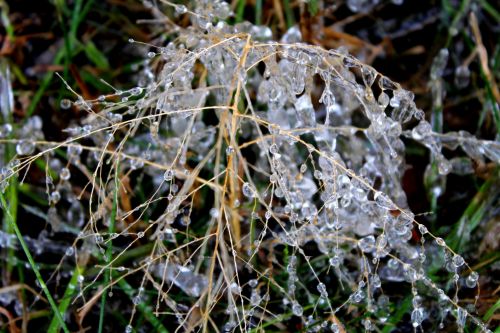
left=283, top=0, right=295, bottom=28
left=0, top=59, right=21, bottom=288
left=0, top=192, right=70, bottom=333
left=84, top=40, right=110, bottom=70
left=478, top=0, right=500, bottom=22
left=381, top=295, right=412, bottom=333
left=255, top=0, right=262, bottom=25
left=26, top=48, right=65, bottom=117
left=53, top=0, right=71, bottom=80
left=47, top=265, right=84, bottom=333
left=308, top=0, right=319, bottom=16
left=0, top=1, right=15, bottom=41
left=235, top=0, right=245, bottom=23
left=474, top=298, right=500, bottom=333
left=444, top=0, right=471, bottom=48
left=98, top=162, right=119, bottom=333
left=27, top=0, right=91, bottom=118
left=446, top=172, right=498, bottom=251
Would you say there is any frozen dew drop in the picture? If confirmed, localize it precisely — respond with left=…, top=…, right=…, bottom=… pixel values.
left=329, top=255, right=341, bottom=268
left=175, top=4, right=187, bottom=14
left=50, top=191, right=61, bottom=204
left=373, top=191, right=396, bottom=210
left=229, top=282, right=241, bottom=294
left=132, top=295, right=141, bottom=305
left=316, top=282, right=328, bottom=298
left=456, top=307, right=467, bottom=328
left=411, top=307, right=424, bottom=327
left=412, top=295, right=423, bottom=308
left=330, top=323, right=340, bottom=333
left=147, top=51, right=156, bottom=58
left=437, top=157, right=452, bottom=175
left=313, top=170, right=323, bottom=180
left=242, top=182, right=255, bottom=198
left=418, top=224, right=428, bottom=235
left=95, top=234, right=104, bottom=244
left=0, top=123, right=13, bottom=138
left=269, top=173, right=278, bottom=184
left=452, top=254, right=465, bottom=267
left=371, top=274, right=381, bottom=289
left=125, top=325, right=133, bottom=333
left=435, top=237, right=445, bottom=246
left=60, top=99, right=72, bottom=110
left=130, top=158, right=144, bottom=170
left=248, top=279, right=258, bottom=288
left=466, top=271, right=479, bottom=288
left=60, top=167, right=71, bottom=181
left=65, top=247, right=74, bottom=256
left=226, top=145, right=234, bottom=155
left=16, top=140, right=36, bottom=155
left=269, top=143, right=279, bottom=154
left=223, top=321, right=236, bottom=332
left=137, top=231, right=144, bottom=239
left=164, top=169, right=174, bottom=181
left=300, top=163, right=307, bottom=173
left=130, top=87, right=142, bottom=96
left=358, top=235, right=376, bottom=253
left=378, top=92, right=390, bottom=109
left=351, top=290, right=363, bottom=303
left=389, top=95, right=401, bottom=108
left=292, top=301, right=303, bottom=316
left=454, top=65, right=470, bottom=89
left=67, top=144, right=83, bottom=159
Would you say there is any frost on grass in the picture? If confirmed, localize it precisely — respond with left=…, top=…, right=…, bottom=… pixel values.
left=0, top=1, right=499, bottom=332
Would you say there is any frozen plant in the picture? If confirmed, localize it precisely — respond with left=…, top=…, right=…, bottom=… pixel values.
left=0, top=1, right=498, bottom=332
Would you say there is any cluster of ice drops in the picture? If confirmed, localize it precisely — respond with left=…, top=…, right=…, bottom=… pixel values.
left=1, top=0, right=499, bottom=332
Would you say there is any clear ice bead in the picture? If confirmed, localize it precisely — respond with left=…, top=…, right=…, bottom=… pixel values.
left=242, top=182, right=255, bottom=198
left=16, top=140, right=35, bottom=155
left=292, top=301, right=303, bottom=316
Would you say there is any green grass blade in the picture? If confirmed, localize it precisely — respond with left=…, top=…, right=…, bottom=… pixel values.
left=47, top=265, right=84, bottom=333
left=255, top=0, right=262, bottom=25
left=0, top=192, right=70, bottom=333
left=235, top=0, right=245, bottom=23
left=446, top=172, right=497, bottom=251
left=283, top=0, right=295, bottom=28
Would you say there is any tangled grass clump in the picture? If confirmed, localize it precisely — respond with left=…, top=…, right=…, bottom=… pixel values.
left=0, top=1, right=499, bottom=332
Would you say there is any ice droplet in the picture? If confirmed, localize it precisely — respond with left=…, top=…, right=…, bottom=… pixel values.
left=60, top=99, right=72, bottom=109
left=454, top=65, right=470, bottom=89
left=452, top=254, right=465, bottom=267
left=358, top=235, right=376, bottom=253
left=465, top=271, right=479, bottom=288
left=16, top=140, right=35, bottom=155
left=374, top=191, right=396, bottom=210
left=411, top=307, right=424, bottom=327
left=164, top=169, right=174, bottom=181
left=242, top=182, right=255, bottom=198
left=60, top=167, right=71, bottom=181
left=292, top=301, right=303, bottom=316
